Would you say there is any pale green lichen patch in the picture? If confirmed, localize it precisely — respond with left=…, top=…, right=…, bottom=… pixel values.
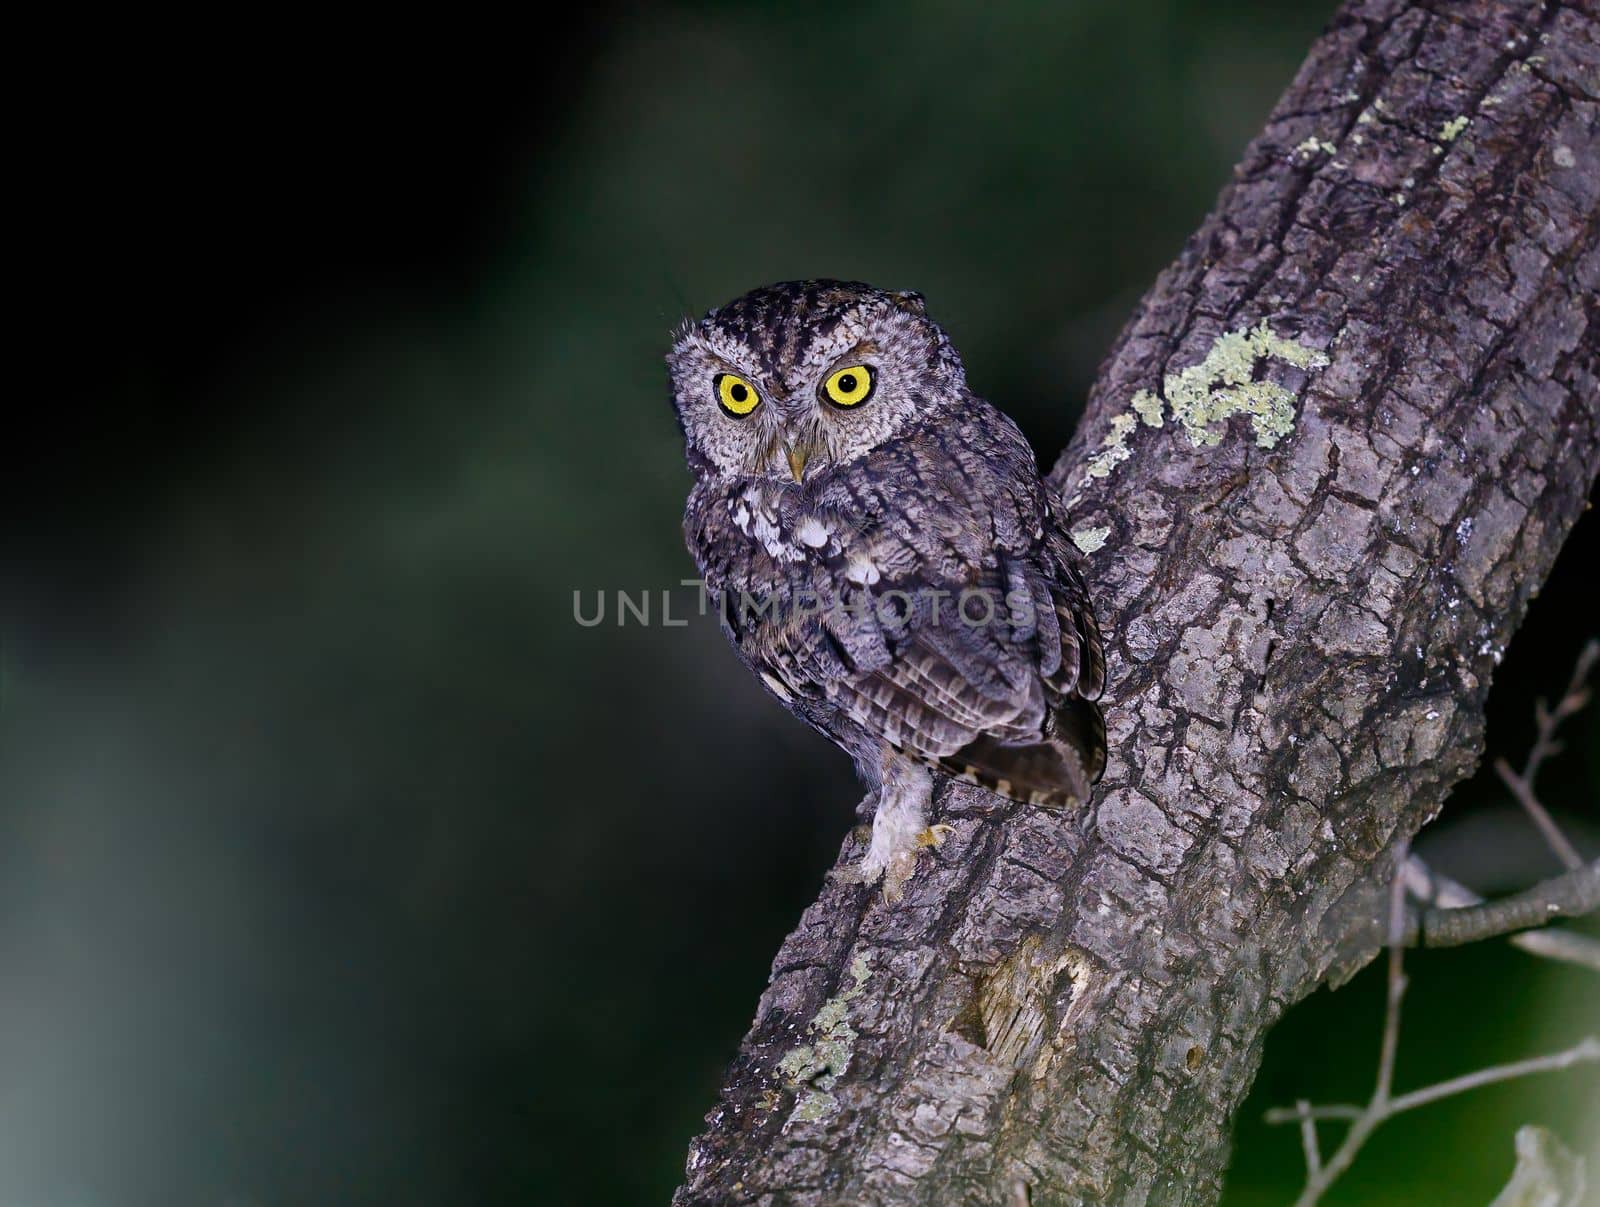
left=1439, top=115, right=1469, bottom=141
left=1295, top=136, right=1336, bottom=156
left=1131, top=389, right=1164, bottom=427
left=1079, top=322, right=1325, bottom=484
left=774, top=954, right=871, bottom=1125
left=1084, top=411, right=1139, bottom=478
left=787, top=1089, right=838, bottom=1123
left=1071, top=525, right=1110, bottom=555
left=1164, top=321, right=1329, bottom=449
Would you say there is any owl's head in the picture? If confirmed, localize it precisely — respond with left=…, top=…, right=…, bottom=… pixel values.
left=667, top=280, right=967, bottom=483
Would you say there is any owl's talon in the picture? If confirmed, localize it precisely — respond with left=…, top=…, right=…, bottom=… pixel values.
left=880, top=854, right=916, bottom=903
left=828, top=846, right=925, bottom=903
left=826, top=861, right=876, bottom=888
left=916, top=823, right=955, bottom=849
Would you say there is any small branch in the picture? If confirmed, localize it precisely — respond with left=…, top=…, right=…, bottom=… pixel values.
left=1285, top=842, right=1412, bottom=1207
left=1266, top=1103, right=1363, bottom=1123
left=1497, top=757, right=1585, bottom=871
left=1294, top=1102, right=1321, bottom=1180
left=1384, top=1039, right=1600, bottom=1117
left=1494, top=639, right=1596, bottom=872
left=1416, top=860, right=1600, bottom=949
left=1405, top=856, right=1600, bottom=971
left=1507, top=928, right=1600, bottom=973
left=1272, top=651, right=1600, bottom=1204
left=1276, top=845, right=1600, bottom=1206
left=1375, top=841, right=1410, bottom=1109
left=1265, top=1037, right=1600, bottom=1125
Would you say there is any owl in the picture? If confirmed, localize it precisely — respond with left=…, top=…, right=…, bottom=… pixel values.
left=669, top=281, right=1105, bottom=901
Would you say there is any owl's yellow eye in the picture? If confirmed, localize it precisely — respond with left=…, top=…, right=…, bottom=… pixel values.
left=821, top=364, right=875, bottom=408
left=714, top=372, right=760, bottom=417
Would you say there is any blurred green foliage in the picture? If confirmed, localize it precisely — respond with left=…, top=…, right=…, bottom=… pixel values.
left=3, top=2, right=1594, bottom=1204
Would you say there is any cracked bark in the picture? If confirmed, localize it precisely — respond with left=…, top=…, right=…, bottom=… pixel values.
left=674, top=2, right=1600, bottom=1204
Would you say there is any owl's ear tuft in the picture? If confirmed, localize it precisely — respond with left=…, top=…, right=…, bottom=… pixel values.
left=668, top=314, right=706, bottom=357
left=891, top=290, right=927, bottom=316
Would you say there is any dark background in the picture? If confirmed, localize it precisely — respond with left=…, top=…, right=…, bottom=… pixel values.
left=6, top=4, right=1596, bottom=1204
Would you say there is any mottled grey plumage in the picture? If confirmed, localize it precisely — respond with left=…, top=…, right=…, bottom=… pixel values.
left=669, top=281, right=1105, bottom=900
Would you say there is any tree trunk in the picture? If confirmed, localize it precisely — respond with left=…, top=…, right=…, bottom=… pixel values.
left=673, top=2, right=1600, bottom=1203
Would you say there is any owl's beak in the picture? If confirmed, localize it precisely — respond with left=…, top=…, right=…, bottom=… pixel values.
left=784, top=443, right=810, bottom=483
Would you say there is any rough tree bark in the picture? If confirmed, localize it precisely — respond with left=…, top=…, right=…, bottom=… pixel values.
left=675, top=2, right=1599, bottom=1203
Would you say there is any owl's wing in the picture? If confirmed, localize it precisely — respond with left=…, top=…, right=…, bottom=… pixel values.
left=930, top=541, right=1106, bottom=805
left=757, top=516, right=1106, bottom=809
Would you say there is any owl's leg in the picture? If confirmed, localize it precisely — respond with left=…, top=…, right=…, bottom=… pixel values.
left=834, top=754, right=943, bottom=902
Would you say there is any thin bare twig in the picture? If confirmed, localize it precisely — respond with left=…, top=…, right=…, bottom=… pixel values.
left=1389, top=1037, right=1600, bottom=1112
left=1284, top=841, right=1411, bottom=1207
left=1373, top=843, right=1409, bottom=1119
left=1294, top=1101, right=1321, bottom=1180
left=1505, top=928, right=1600, bottom=973
left=1493, top=639, right=1596, bottom=872
left=1266, top=1037, right=1600, bottom=1125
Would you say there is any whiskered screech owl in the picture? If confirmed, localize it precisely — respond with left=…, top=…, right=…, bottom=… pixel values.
left=669, top=281, right=1105, bottom=901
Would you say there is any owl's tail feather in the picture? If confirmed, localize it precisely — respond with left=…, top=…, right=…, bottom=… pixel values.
left=936, top=698, right=1107, bottom=809
left=1053, top=696, right=1107, bottom=783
